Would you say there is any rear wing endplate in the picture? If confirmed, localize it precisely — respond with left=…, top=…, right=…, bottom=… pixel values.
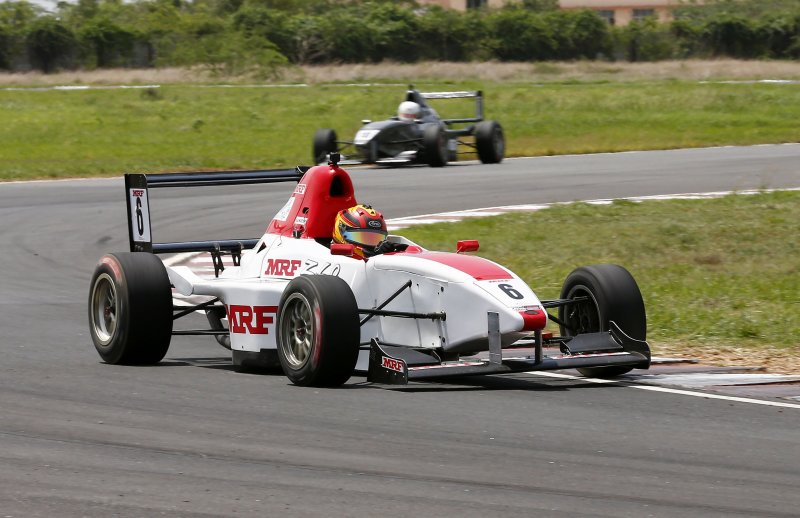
left=124, top=168, right=305, bottom=254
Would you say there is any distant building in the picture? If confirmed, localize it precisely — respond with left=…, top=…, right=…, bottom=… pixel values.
left=418, top=0, right=684, bottom=26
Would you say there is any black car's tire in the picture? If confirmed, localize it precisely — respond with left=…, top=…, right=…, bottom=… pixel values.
left=313, top=128, right=337, bottom=165
left=277, top=275, right=360, bottom=387
left=475, top=120, right=505, bottom=164
left=558, top=264, right=646, bottom=378
left=422, top=124, right=448, bottom=167
left=88, top=252, right=173, bottom=365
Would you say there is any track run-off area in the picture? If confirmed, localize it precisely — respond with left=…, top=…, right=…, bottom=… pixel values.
left=1, top=144, right=799, bottom=516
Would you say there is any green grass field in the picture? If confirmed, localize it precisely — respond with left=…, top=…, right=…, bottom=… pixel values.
left=396, top=191, right=800, bottom=356
left=1, top=80, right=799, bottom=180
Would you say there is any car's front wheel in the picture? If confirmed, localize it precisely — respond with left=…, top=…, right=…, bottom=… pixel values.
left=88, top=252, right=173, bottom=365
left=277, top=275, right=360, bottom=386
left=558, top=264, right=646, bottom=378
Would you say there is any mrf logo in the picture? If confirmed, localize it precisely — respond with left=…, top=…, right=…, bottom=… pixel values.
left=131, top=189, right=145, bottom=197
left=226, top=305, right=277, bottom=334
left=381, top=356, right=405, bottom=373
left=264, top=258, right=302, bottom=277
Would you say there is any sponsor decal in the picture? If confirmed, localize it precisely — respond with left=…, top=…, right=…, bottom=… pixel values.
left=367, top=220, right=382, bottom=229
left=354, top=129, right=379, bottom=145
left=226, top=305, right=277, bottom=335
left=273, top=197, right=295, bottom=222
left=264, top=258, right=302, bottom=277
left=381, top=356, right=405, bottom=373
left=294, top=183, right=307, bottom=195
left=294, top=216, right=308, bottom=226
left=303, top=259, right=341, bottom=276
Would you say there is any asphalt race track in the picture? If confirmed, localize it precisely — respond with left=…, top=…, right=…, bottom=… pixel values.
left=1, top=144, right=799, bottom=517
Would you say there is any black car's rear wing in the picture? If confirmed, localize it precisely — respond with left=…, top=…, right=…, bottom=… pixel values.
left=418, top=89, right=484, bottom=124
left=124, top=168, right=304, bottom=255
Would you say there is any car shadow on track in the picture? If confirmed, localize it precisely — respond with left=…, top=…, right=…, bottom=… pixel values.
left=167, top=356, right=241, bottom=371
left=163, top=358, right=627, bottom=393
left=352, top=373, right=626, bottom=393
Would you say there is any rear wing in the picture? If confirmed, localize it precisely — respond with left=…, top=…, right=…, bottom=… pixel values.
left=418, top=89, right=484, bottom=124
left=124, top=168, right=305, bottom=255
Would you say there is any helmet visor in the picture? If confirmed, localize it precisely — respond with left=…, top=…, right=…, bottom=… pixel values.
left=342, top=228, right=387, bottom=249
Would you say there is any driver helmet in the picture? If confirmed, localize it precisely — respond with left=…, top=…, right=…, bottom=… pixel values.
left=333, top=204, right=388, bottom=259
left=397, top=101, right=421, bottom=121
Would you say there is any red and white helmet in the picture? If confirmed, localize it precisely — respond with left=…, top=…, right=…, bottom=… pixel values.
left=333, top=205, right=388, bottom=259
left=397, top=101, right=421, bottom=121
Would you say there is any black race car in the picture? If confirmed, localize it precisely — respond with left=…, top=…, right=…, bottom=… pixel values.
left=312, top=87, right=505, bottom=167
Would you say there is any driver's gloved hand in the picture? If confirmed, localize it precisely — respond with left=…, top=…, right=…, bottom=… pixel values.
left=372, top=240, right=408, bottom=256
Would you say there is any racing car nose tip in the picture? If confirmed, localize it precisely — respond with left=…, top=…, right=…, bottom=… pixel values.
left=520, top=308, right=547, bottom=331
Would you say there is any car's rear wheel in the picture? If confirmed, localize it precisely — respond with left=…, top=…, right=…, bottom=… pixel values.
left=313, top=128, right=337, bottom=165
left=88, top=252, right=173, bottom=365
left=558, top=264, right=646, bottom=378
left=277, top=275, right=360, bottom=387
left=422, top=124, right=448, bottom=167
left=475, top=120, right=505, bottom=164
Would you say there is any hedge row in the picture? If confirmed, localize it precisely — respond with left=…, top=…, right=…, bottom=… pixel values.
left=1, top=0, right=799, bottom=73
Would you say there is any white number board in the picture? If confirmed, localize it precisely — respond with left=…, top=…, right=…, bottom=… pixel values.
left=128, top=188, right=151, bottom=243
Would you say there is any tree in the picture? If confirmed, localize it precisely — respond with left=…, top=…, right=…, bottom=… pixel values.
left=519, top=0, right=559, bottom=11
left=702, top=15, right=759, bottom=57
left=0, top=24, right=10, bottom=69
left=485, top=8, right=556, bottom=61
left=26, top=16, right=77, bottom=72
left=79, top=17, right=135, bottom=67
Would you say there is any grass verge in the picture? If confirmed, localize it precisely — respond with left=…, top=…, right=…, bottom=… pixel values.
left=1, top=77, right=799, bottom=180
left=396, top=191, right=800, bottom=373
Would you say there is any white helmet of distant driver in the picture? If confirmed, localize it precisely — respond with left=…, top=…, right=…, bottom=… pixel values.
left=397, top=101, right=421, bottom=121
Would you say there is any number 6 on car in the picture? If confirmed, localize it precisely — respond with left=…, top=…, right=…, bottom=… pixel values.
left=89, top=156, right=651, bottom=387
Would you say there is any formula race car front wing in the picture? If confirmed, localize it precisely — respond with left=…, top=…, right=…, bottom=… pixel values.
left=367, top=313, right=650, bottom=385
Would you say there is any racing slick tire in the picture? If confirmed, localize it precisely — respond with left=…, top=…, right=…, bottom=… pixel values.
left=88, top=252, right=173, bottom=365
left=475, top=120, right=505, bottom=164
left=422, top=124, right=448, bottom=167
left=313, top=128, right=338, bottom=165
left=277, top=275, right=360, bottom=387
left=558, top=264, right=646, bottom=378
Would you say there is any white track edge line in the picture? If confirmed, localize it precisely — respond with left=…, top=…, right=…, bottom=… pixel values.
left=386, top=187, right=800, bottom=224
left=528, top=371, right=800, bottom=409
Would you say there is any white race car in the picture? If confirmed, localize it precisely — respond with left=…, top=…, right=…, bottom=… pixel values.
left=88, top=155, right=651, bottom=386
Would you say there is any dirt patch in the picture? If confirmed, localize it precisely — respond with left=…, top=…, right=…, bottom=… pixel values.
left=654, top=343, right=800, bottom=375
left=3, top=60, right=800, bottom=86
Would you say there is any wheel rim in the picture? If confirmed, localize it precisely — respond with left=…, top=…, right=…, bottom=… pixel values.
left=91, top=273, right=118, bottom=346
left=280, top=293, right=314, bottom=369
left=564, top=285, right=600, bottom=336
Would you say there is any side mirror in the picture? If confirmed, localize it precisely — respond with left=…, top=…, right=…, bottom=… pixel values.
left=331, top=243, right=356, bottom=257
left=456, top=240, right=479, bottom=253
